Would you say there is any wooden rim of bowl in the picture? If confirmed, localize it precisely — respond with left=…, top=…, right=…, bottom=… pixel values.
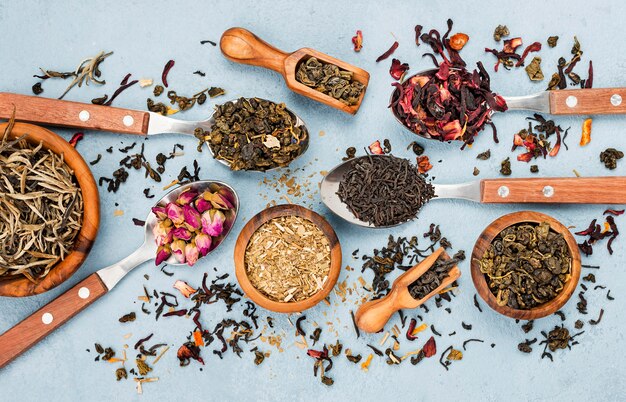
left=0, top=122, right=100, bottom=297
left=470, top=211, right=581, bottom=320
left=234, top=204, right=342, bottom=313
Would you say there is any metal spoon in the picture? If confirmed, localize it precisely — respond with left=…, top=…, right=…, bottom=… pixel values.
left=0, top=180, right=239, bottom=369
left=320, top=154, right=626, bottom=228
left=0, top=93, right=309, bottom=171
left=390, top=69, right=626, bottom=140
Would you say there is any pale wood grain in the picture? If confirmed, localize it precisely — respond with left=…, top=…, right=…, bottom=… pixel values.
left=0, top=92, right=149, bottom=135
left=470, top=211, right=581, bottom=320
left=481, top=177, right=626, bottom=204
left=550, top=88, right=626, bottom=115
left=233, top=204, right=342, bottom=313
left=355, top=248, right=461, bottom=333
left=0, top=273, right=108, bottom=369
left=0, top=123, right=100, bottom=297
left=220, top=28, right=369, bottom=115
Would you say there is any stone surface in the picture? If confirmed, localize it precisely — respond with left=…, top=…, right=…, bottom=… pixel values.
left=0, top=1, right=624, bottom=401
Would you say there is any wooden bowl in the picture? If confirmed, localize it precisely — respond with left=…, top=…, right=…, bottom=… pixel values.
left=0, top=122, right=99, bottom=297
left=234, top=204, right=341, bottom=313
left=470, top=211, right=581, bottom=320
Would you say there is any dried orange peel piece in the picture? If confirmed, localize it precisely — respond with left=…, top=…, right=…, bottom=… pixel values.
left=580, top=118, right=592, bottom=146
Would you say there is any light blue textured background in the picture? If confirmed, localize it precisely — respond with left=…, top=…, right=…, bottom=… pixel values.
left=1, top=1, right=625, bottom=401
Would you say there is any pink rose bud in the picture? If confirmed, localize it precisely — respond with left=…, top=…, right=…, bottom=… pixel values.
left=173, top=280, right=197, bottom=298
left=203, top=191, right=233, bottom=210
left=176, top=189, right=198, bottom=206
left=171, top=227, right=192, bottom=241
left=166, top=202, right=184, bottom=225
left=151, top=206, right=168, bottom=220
left=185, top=243, right=199, bottom=266
left=194, top=233, right=212, bottom=256
left=153, top=221, right=173, bottom=246
left=171, top=239, right=186, bottom=264
left=201, top=209, right=225, bottom=237
left=195, top=198, right=212, bottom=213
left=183, top=205, right=202, bottom=230
left=155, top=244, right=171, bottom=265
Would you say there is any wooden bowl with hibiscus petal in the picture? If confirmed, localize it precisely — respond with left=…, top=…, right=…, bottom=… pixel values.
left=0, top=122, right=99, bottom=297
left=233, top=204, right=342, bottom=313
left=470, top=211, right=581, bottom=320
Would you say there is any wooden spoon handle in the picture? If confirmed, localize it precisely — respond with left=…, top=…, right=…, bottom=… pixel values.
left=550, top=88, right=626, bottom=115
left=355, top=290, right=403, bottom=333
left=481, top=177, right=626, bottom=204
left=0, top=92, right=149, bottom=135
left=220, top=28, right=289, bottom=75
left=0, top=273, right=108, bottom=369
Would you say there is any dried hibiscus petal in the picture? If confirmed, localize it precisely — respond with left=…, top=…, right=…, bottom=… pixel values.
left=449, top=33, right=469, bottom=51
left=69, top=132, right=84, bottom=147
left=177, top=342, right=204, bottom=366
left=515, top=42, right=542, bottom=67
left=604, top=209, right=625, bottom=216
left=417, top=155, right=432, bottom=173
left=352, top=30, right=363, bottom=52
left=368, top=140, right=383, bottom=155
left=376, top=41, right=399, bottom=63
left=503, top=37, right=523, bottom=53
left=161, top=59, right=175, bottom=88
left=389, top=59, right=409, bottom=80
left=423, top=336, right=436, bottom=358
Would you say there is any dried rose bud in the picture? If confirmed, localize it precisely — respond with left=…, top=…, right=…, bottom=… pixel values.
left=176, top=189, right=198, bottom=206
left=195, top=198, right=212, bottom=213
left=202, top=191, right=233, bottom=210
left=155, top=244, right=171, bottom=265
left=171, top=227, right=192, bottom=241
left=194, top=233, right=212, bottom=256
left=183, top=205, right=202, bottom=230
left=166, top=202, right=184, bottom=225
left=173, top=280, right=197, bottom=298
left=153, top=221, right=173, bottom=246
left=151, top=206, right=168, bottom=220
left=171, top=239, right=186, bottom=264
left=201, top=209, right=225, bottom=237
left=185, top=243, right=199, bottom=266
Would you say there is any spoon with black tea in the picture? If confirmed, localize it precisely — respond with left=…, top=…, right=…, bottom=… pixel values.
left=390, top=68, right=626, bottom=142
left=320, top=154, right=626, bottom=228
left=0, top=180, right=239, bottom=369
left=0, top=93, right=309, bottom=172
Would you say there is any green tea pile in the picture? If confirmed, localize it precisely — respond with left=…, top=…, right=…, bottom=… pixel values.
left=478, top=221, right=572, bottom=309
left=198, top=98, right=309, bottom=171
left=296, top=57, right=364, bottom=106
left=0, top=121, right=83, bottom=282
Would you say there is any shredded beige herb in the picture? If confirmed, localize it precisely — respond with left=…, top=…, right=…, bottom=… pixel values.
left=244, top=215, right=331, bottom=302
left=0, top=119, right=83, bottom=282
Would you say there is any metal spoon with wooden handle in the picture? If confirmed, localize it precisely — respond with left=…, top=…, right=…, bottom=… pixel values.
left=321, top=155, right=626, bottom=228
left=0, top=93, right=309, bottom=172
left=220, top=27, right=369, bottom=115
left=0, top=180, right=238, bottom=369
left=355, top=247, right=460, bottom=333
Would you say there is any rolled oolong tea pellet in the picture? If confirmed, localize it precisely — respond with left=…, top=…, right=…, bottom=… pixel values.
left=296, top=57, right=364, bottom=106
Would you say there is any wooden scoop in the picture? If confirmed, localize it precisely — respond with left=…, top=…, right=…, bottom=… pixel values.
left=355, top=247, right=461, bottom=333
left=220, top=27, right=369, bottom=114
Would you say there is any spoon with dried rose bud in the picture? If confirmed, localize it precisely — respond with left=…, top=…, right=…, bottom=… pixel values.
left=0, top=180, right=238, bottom=369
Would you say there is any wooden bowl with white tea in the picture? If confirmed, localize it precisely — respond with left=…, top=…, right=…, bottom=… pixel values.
left=0, top=121, right=99, bottom=297
left=234, top=204, right=341, bottom=313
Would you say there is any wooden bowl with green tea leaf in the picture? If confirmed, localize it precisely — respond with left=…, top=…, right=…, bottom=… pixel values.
left=234, top=204, right=342, bottom=313
left=471, top=211, right=581, bottom=320
left=0, top=122, right=99, bottom=297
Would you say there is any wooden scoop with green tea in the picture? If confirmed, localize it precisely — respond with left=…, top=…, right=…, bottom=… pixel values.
left=220, top=27, right=369, bottom=114
left=355, top=247, right=461, bottom=333
left=0, top=180, right=239, bottom=369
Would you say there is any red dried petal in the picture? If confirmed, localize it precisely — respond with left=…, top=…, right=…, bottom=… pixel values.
left=517, top=152, right=534, bottom=162
left=161, top=59, right=175, bottom=88
left=352, top=30, right=363, bottom=52
left=423, top=336, right=436, bottom=358
left=406, top=318, right=418, bottom=341
left=604, top=209, right=625, bottom=216
left=368, top=140, right=383, bottom=155
left=69, top=132, right=84, bottom=148
left=503, top=37, right=523, bottom=53
left=515, top=42, right=542, bottom=67
left=390, top=59, right=410, bottom=80
left=376, top=41, right=399, bottom=62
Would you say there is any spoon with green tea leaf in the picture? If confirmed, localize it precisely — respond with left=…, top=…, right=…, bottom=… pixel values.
left=0, top=93, right=309, bottom=172
left=320, top=154, right=626, bottom=228
left=0, top=180, right=239, bottom=369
